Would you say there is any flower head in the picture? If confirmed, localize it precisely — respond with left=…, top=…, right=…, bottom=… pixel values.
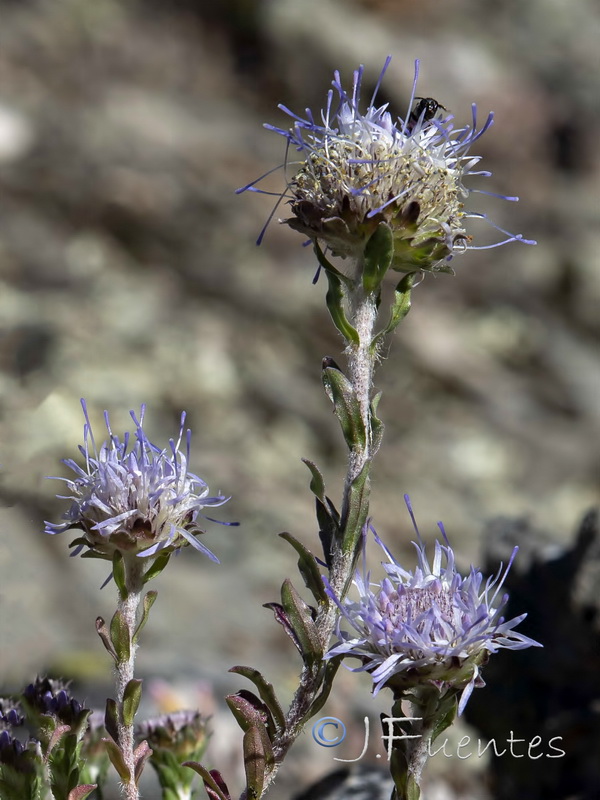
left=45, top=400, right=235, bottom=562
left=239, top=57, right=534, bottom=273
left=326, top=501, right=541, bottom=714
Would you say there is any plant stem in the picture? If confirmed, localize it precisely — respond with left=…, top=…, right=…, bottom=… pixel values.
left=260, top=276, right=379, bottom=796
left=117, top=557, right=145, bottom=800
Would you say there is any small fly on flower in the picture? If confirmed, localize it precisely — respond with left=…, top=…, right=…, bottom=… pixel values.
left=407, top=97, right=447, bottom=131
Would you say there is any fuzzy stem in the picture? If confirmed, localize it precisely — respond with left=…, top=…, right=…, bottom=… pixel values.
left=259, top=273, right=380, bottom=797
left=116, top=557, right=145, bottom=800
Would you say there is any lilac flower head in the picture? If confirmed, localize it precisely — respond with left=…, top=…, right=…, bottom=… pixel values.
left=326, top=501, right=541, bottom=714
left=45, top=400, right=235, bottom=562
left=239, top=57, right=534, bottom=273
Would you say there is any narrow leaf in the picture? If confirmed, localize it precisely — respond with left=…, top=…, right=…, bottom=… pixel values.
left=280, top=579, right=322, bottom=664
left=313, top=241, right=352, bottom=285
left=67, top=785, right=98, bottom=800
left=133, top=590, right=158, bottom=644
left=322, top=366, right=366, bottom=451
left=142, top=552, right=171, bottom=585
left=110, top=609, right=131, bottom=663
left=133, top=739, right=152, bottom=784
left=225, top=693, right=269, bottom=734
left=340, top=462, right=371, bottom=557
left=104, top=699, right=119, bottom=744
left=279, top=532, right=328, bottom=604
left=324, top=270, right=359, bottom=344
left=112, top=551, right=127, bottom=601
left=183, top=764, right=231, bottom=800
left=95, top=617, right=118, bottom=662
left=102, top=738, right=130, bottom=782
left=372, top=271, right=417, bottom=350
left=122, top=679, right=143, bottom=727
left=302, top=458, right=326, bottom=503
left=228, top=666, right=286, bottom=733
left=242, top=727, right=266, bottom=799
left=370, top=391, right=385, bottom=455
left=304, top=656, right=343, bottom=721
left=362, top=222, right=394, bottom=293
left=263, top=602, right=302, bottom=654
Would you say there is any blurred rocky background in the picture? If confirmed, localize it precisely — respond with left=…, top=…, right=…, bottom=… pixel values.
left=0, top=0, right=598, bottom=798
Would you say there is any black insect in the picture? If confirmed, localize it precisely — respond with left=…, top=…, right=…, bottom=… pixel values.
left=407, top=97, right=447, bottom=131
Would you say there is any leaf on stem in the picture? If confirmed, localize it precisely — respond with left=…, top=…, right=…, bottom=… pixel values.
left=242, top=726, right=268, bottom=800
left=340, top=462, right=370, bottom=557
left=122, top=679, right=143, bottom=727
left=362, top=222, right=394, bottom=294
left=370, top=391, right=385, bottom=455
left=133, top=739, right=152, bottom=784
left=279, top=532, right=328, bottom=605
left=104, top=699, right=119, bottom=744
left=324, top=270, right=359, bottom=344
left=109, top=609, right=131, bottom=663
left=95, top=617, right=118, bottom=663
left=225, top=692, right=270, bottom=736
left=280, top=579, right=322, bottom=665
left=142, top=552, right=171, bottom=584
left=133, top=590, right=158, bottom=644
left=112, top=551, right=127, bottom=601
left=263, top=602, right=303, bottom=655
left=371, top=272, right=417, bottom=351
left=102, top=738, right=130, bottom=783
left=67, top=785, right=98, bottom=800
left=304, top=656, right=343, bottom=721
left=183, top=764, right=232, bottom=800
left=322, top=364, right=366, bottom=452
left=228, top=666, right=286, bottom=733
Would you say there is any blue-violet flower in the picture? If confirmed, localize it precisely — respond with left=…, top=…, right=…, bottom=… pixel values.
left=45, top=400, right=234, bottom=562
left=239, top=57, right=534, bottom=273
left=326, top=506, right=541, bottom=714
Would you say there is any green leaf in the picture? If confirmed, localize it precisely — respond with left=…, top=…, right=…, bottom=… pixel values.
left=242, top=727, right=266, bottom=800
left=304, top=656, right=343, bottom=720
left=324, top=270, right=359, bottom=344
left=142, top=552, right=171, bottom=585
left=322, top=365, right=366, bottom=451
left=95, top=617, right=118, bottom=663
left=182, top=764, right=231, bottom=800
left=340, top=462, right=370, bottom=557
left=279, top=532, right=328, bottom=605
left=102, top=738, right=130, bottom=783
left=362, top=222, right=394, bottom=294
left=225, top=692, right=269, bottom=734
left=122, top=680, right=143, bottom=727
left=112, top=551, right=127, bottom=601
left=302, top=458, right=326, bottom=503
left=133, top=590, right=158, bottom=644
left=109, top=609, right=131, bottom=663
left=280, top=580, right=322, bottom=665
left=372, top=271, right=417, bottom=350
left=313, top=240, right=352, bottom=286
left=370, top=391, right=385, bottom=455
left=228, top=667, right=286, bottom=733
left=104, top=699, right=119, bottom=744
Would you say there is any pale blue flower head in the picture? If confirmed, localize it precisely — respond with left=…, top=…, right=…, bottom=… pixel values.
left=45, top=400, right=235, bottom=562
left=326, top=499, right=540, bottom=714
left=239, top=57, right=534, bottom=274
